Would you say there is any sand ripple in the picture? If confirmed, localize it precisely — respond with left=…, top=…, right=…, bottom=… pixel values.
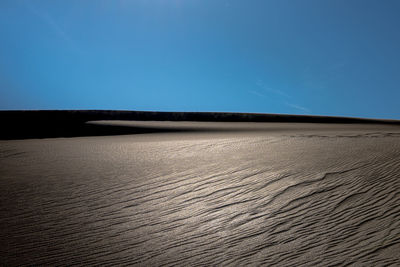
left=1, top=126, right=400, bottom=266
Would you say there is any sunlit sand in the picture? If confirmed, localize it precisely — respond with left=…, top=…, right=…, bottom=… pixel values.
left=1, top=119, right=400, bottom=265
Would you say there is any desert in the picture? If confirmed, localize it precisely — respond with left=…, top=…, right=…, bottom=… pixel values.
left=1, top=111, right=400, bottom=266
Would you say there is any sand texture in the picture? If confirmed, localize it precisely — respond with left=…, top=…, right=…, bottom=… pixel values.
left=1, top=121, right=400, bottom=266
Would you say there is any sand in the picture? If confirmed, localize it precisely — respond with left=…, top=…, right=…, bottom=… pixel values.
left=1, top=121, right=400, bottom=266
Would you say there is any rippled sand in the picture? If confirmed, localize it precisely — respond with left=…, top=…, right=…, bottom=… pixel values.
left=1, top=122, right=400, bottom=266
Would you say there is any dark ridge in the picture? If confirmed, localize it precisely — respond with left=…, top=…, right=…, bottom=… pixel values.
left=0, top=110, right=399, bottom=140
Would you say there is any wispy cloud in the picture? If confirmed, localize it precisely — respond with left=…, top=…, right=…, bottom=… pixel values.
left=256, top=80, right=290, bottom=98
left=24, top=2, right=81, bottom=52
left=254, top=79, right=310, bottom=114
left=285, top=102, right=311, bottom=113
left=249, top=90, right=266, bottom=98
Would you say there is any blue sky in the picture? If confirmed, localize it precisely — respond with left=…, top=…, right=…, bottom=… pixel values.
left=1, top=0, right=400, bottom=119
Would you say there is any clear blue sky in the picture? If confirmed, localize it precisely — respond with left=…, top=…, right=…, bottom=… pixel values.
left=1, top=0, right=400, bottom=119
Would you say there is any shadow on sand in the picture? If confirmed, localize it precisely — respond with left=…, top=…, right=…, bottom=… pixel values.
left=1, top=110, right=399, bottom=139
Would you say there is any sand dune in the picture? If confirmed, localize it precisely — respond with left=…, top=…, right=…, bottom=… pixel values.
left=1, top=110, right=399, bottom=139
left=1, top=119, right=400, bottom=266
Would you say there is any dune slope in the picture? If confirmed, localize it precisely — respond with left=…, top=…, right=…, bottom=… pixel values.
left=1, top=121, right=400, bottom=266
